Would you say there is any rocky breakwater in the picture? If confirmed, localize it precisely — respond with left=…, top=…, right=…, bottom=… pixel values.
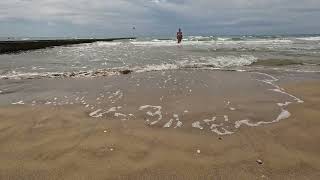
left=0, top=37, right=135, bottom=54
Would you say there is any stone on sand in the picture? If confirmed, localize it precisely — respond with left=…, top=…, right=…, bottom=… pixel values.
left=257, top=159, right=263, bottom=165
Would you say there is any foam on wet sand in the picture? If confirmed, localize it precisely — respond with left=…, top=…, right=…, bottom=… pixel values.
left=4, top=70, right=306, bottom=136
left=0, top=69, right=319, bottom=179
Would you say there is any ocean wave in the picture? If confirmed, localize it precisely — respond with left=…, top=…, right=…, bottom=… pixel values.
left=133, top=35, right=295, bottom=46
left=252, top=59, right=304, bottom=66
left=135, top=55, right=257, bottom=72
left=0, top=70, right=120, bottom=80
left=95, top=41, right=123, bottom=46
left=131, top=39, right=293, bottom=47
left=127, top=55, right=256, bottom=73
left=2, top=55, right=319, bottom=80
left=182, top=55, right=257, bottom=68
left=134, top=64, right=179, bottom=73
left=0, top=55, right=257, bottom=79
left=296, top=36, right=320, bottom=41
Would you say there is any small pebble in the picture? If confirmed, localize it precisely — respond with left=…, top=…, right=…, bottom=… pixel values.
left=257, top=159, right=263, bottom=165
left=218, top=137, right=222, bottom=140
left=103, top=130, right=107, bottom=133
left=197, top=149, right=201, bottom=154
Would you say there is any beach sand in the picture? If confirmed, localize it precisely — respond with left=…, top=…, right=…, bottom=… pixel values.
left=0, top=71, right=319, bottom=180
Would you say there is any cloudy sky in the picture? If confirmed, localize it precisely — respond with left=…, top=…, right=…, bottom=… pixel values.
left=0, top=0, right=320, bottom=37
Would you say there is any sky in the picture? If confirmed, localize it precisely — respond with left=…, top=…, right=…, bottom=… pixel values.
left=0, top=0, right=320, bottom=37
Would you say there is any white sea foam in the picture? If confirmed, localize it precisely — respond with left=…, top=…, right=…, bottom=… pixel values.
left=210, top=123, right=223, bottom=129
left=131, top=40, right=176, bottom=47
left=254, top=71, right=304, bottom=105
left=296, top=36, right=320, bottom=41
left=192, top=121, right=204, bottom=130
left=235, top=109, right=291, bottom=129
left=224, top=115, right=229, bottom=122
left=275, top=109, right=291, bottom=122
left=203, top=117, right=216, bottom=124
left=131, top=38, right=292, bottom=47
left=271, top=89, right=304, bottom=103
left=133, top=55, right=257, bottom=73
left=277, top=102, right=292, bottom=107
left=139, top=105, right=163, bottom=125
left=89, top=109, right=103, bottom=118
left=135, top=64, right=178, bottom=73
left=12, top=100, right=24, bottom=105
left=89, top=107, right=118, bottom=118
left=106, top=107, right=117, bottom=113
left=211, top=128, right=234, bottom=135
left=172, top=114, right=183, bottom=128
left=114, top=113, right=127, bottom=117
left=175, top=121, right=183, bottom=128
left=96, top=42, right=122, bottom=46
left=163, top=119, right=174, bottom=128
left=217, top=37, right=231, bottom=41
left=180, top=55, right=258, bottom=69
left=253, top=72, right=279, bottom=81
left=235, top=119, right=261, bottom=128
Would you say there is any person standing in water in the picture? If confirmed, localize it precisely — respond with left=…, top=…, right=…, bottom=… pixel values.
left=177, top=28, right=183, bottom=44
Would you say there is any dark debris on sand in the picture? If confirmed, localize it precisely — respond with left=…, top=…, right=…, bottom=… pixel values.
left=119, top=70, right=133, bottom=75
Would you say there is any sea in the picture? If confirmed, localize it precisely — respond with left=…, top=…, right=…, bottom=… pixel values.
left=0, top=35, right=320, bottom=79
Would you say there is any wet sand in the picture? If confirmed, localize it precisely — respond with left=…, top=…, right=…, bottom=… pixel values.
left=0, top=71, right=319, bottom=179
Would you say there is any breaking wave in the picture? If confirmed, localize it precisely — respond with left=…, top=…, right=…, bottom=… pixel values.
left=0, top=55, right=258, bottom=80
left=296, top=36, right=320, bottom=41
left=132, top=38, right=293, bottom=47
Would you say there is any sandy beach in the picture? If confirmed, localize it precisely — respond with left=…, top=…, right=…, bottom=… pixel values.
left=1, top=0, right=320, bottom=179
left=0, top=70, right=319, bottom=180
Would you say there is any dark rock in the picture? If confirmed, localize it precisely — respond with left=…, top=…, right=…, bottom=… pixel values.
left=52, top=74, right=61, bottom=77
left=70, top=72, right=76, bottom=77
left=120, top=69, right=133, bottom=75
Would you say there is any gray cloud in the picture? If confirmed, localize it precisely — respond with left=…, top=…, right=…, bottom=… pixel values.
left=0, top=0, right=319, bottom=37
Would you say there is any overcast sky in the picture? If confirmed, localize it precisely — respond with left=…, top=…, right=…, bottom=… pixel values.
left=0, top=0, right=320, bottom=37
